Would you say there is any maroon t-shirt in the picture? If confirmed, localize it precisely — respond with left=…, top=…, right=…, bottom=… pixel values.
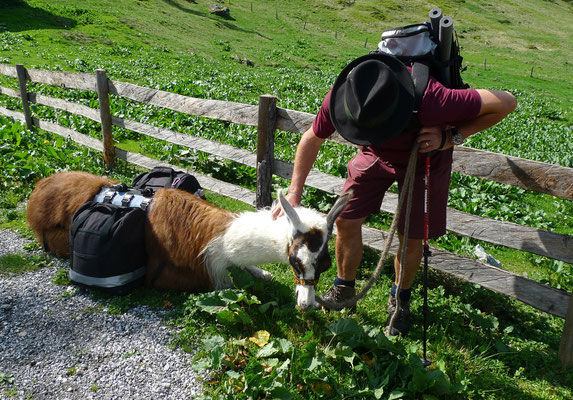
left=312, top=76, right=482, bottom=162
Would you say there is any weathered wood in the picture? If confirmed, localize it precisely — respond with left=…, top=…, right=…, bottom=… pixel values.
left=4, top=65, right=573, bottom=199
left=275, top=107, right=314, bottom=134
left=272, top=159, right=573, bottom=263
left=429, top=247, right=570, bottom=318
left=376, top=190, right=573, bottom=264
left=275, top=107, right=353, bottom=146
left=5, top=85, right=570, bottom=263
left=453, top=146, right=573, bottom=200
left=360, top=224, right=571, bottom=318
left=444, top=209, right=573, bottom=264
left=256, top=95, right=277, bottom=208
left=0, top=64, right=18, bottom=78
left=15, top=65, right=33, bottom=130
left=0, top=86, right=21, bottom=98
left=33, top=118, right=103, bottom=151
left=6, top=65, right=572, bottom=199
left=26, top=116, right=257, bottom=206
left=28, top=92, right=101, bottom=122
left=0, top=106, right=25, bottom=121
left=25, top=68, right=97, bottom=92
left=109, top=80, right=259, bottom=126
left=95, top=70, right=115, bottom=168
left=559, top=293, right=573, bottom=365
left=113, top=148, right=257, bottom=206
left=111, top=115, right=256, bottom=166
left=273, top=108, right=573, bottom=200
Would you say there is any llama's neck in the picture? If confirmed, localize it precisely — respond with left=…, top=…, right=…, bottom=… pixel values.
left=203, top=206, right=328, bottom=290
left=217, top=209, right=291, bottom=266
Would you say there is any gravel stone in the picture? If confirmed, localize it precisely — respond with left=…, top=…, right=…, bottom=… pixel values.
left=0, top=229, right=203, bottom=399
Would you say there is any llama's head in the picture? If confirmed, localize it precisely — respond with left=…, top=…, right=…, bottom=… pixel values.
left=278, top=190, right=352, bottom=309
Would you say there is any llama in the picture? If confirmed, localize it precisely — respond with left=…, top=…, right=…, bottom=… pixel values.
left=26, top=171, right=351, bottom=309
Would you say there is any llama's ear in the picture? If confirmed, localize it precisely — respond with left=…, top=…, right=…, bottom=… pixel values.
left=278, top=189, right=302, bottom=231
left=326, top=190, right=352, bottom=234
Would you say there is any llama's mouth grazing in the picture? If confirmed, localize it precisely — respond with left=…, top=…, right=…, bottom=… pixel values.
left=295, top=284, right=319, bottom=310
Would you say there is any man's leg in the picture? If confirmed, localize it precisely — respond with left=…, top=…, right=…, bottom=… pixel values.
left=394, top=234, right=423, bottom=289
left=320, top=216, right=366, bottom=309
left=335, top=216, right=367, bottom=281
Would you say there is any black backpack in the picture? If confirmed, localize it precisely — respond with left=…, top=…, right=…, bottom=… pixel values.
left=132, top=166, right=205, bottom=199
left=69, top=201, right=147, bottom=294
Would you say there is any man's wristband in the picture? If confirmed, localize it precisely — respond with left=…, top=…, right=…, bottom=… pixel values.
left=289, top=191, right=302, bottom=198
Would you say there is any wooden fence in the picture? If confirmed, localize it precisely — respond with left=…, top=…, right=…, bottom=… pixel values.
left=1, top=64, right=572, bottom=365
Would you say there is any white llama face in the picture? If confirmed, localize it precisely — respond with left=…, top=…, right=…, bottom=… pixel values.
left=278, top=189, right=353, bottom=310
left=288, top=227, right=330, bottom=309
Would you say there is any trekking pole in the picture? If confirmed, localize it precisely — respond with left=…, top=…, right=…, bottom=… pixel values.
left=422, top=153, right=432, bottom=367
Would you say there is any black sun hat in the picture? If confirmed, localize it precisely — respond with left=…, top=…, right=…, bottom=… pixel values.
left=329, top=53, right=416, bottom=145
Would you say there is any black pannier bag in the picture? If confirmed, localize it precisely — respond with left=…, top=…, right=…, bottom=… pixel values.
left=69, top=201, right=147, bottom=294
left=132, top=166, right=206, bottom=199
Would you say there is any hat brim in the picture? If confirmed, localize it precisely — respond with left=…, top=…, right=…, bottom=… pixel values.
left=330, top=53, right=416, bottom=146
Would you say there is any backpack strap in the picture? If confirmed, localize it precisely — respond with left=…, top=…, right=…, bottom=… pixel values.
left=411, top=61, right=430, bottom=111
left=401, top=61, right=430, bottom=135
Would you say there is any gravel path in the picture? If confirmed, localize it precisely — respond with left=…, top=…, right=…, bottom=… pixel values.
left=0, top=229, right=203, bottom=399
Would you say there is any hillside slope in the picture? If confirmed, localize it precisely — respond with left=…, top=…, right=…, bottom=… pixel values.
left=0, top=0, right=571, bottom=111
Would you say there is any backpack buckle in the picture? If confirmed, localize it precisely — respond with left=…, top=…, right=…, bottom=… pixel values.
left=121, top=193, right=135, bottom=207
left=140, top=198, right=153, bottom=211
left=103, top=190, right=116, bottom=203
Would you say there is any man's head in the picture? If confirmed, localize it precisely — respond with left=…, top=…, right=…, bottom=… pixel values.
left=330, top=53, right=415, bottom=145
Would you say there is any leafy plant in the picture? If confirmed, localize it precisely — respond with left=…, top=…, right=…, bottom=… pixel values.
left=0, top=372, right=14, bottom=385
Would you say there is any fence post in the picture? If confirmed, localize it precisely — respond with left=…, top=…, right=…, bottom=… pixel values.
left=256, top=95, right=277, bottom=209
left=95, top=69, right=115, bottom=168
left=559, top=293, right=573, bottom=366
left=15, top=64, right=33, bottom=130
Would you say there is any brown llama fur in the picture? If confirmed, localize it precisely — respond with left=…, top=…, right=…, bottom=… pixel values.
left=26, top=171, right=118, bottom=257
left=145, top=188, right=234, bottom=291
left=27, top=171, right=235, bottom=292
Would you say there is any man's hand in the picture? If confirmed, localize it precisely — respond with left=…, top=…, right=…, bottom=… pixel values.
left=271, top=192, right=302, bottom=220
left=417, top=125, right=451, bottom=153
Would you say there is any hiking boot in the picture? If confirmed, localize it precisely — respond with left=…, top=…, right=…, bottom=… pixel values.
left=385, top=296, right=411, bottom=336
left=319, top=285, right=356, bottom=311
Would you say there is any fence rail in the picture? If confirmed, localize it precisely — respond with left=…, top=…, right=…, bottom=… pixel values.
left=0, top=64, right=571, bottom=365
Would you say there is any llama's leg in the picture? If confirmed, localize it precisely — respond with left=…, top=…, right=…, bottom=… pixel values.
left=242, top=265, right=274, bottom=281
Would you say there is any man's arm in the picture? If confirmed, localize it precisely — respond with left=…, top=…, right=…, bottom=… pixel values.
left=418, top=89, right=517, bottom=153
left=271, top=126, right=325, bottom=218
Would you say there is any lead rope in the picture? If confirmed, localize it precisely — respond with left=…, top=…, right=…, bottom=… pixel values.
left=315, top=142, right=420, bottom=312
left=386, top=147, right=417, bottom=336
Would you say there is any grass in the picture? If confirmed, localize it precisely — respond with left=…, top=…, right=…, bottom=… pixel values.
left=0, top=0, right=572, bottom=398
left=0, top=252, right=52, bottom=275
left=1, top=0, right=571, bottom=115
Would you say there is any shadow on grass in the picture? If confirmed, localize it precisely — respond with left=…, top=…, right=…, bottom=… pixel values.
left=0, top=0, right=77, bottom=32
